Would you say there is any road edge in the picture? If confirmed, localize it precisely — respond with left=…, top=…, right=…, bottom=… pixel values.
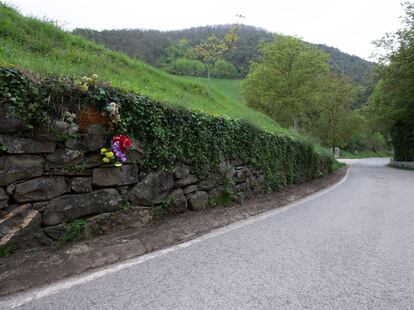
left=0, top=166, right=350, bottom=308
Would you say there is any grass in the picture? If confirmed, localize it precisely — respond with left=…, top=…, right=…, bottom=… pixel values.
left=0, top=3, right=283, bottom=134
left=180, top=76, right=243, bottom=102
left=58, top=219, right=89, bottom=245
left=340, top=150, right=393, bottom=159
left=332, top=161, right=346, bottom=171
left=0, top=243, right=17, bottom=257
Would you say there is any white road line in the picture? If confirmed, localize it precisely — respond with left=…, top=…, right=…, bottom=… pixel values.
left=0, top=166, right=351, bottom=309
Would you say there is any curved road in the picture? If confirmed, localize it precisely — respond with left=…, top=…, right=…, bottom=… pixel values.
left=3, top=158, right=414, bottom=309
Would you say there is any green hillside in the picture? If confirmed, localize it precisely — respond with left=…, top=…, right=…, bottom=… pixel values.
left=180, top=76, right=243, bottom=102
left=0, top=3, right=283, bottom=133
left=74, top=25, right=375, bottom=84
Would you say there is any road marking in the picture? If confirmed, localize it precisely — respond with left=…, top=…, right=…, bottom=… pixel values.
left=0, top=166, right=351, bottom=309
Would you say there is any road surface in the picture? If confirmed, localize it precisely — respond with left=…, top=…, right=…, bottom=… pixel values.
left=2, top=158, right=414, bottom=309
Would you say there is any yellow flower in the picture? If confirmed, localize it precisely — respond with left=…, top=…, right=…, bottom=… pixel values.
left=81, top=84, right=89, bottom=92
left=114, top=162, right=122, bottom=167
left=102, top=157, right=110, bottom=163
left=105, top=151, right=115, bottom=159
left=100, top=148, right=107, bottom=154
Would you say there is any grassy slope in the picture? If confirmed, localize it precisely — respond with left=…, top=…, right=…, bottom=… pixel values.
left=0, top=4, right=283, bottom=133
left=180, top=76, right=243, bottom=102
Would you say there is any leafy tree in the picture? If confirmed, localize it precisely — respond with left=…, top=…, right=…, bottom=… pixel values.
left=211, top=59, right=237, bottom=78
left=315, top=73, right=358, bottom=154
left=161, top=38, right=193, bottom=66
left=242, top=35, right=329, bottom=128
left=369, top=1, right=414, bottom=160
left=194, top=21, right=241, bottom=96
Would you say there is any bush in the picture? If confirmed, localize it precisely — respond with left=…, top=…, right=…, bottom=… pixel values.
left=166, top=58, right=206, bottom=77
left=391, top=120, right=414, bottom=161
left=0, top=68, right=334, bottom=190
left=211, top=60, right=237, bottom=79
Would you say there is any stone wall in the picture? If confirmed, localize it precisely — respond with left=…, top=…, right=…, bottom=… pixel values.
left=0, top=110, right=265, bottom=249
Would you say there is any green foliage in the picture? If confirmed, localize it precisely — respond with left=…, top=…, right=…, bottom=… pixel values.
left=60, top=219, right=89, bottom=244
left=0, top=3, right=283, bottom=133
left=313, top=73, right=358, bottom=152
left=121, top=199, right=133, bottom=211
left=0, top=243, right=17, bottom=257
left=331, top=161, right=346, bottom=171
left=166, top=58, right=206, bottom=77
left=0, top=68, right=334, bottom=190
left=391, top=120, right=414, bottom=161
left=74, top=25, right=375, bottom=83
left=153, top=198, right=174, bottom=221
left=369, top=2, right=414, bottom=160
left=242, top=35, right=329, bottom=128
left=211, top=60, right=237, bottom=79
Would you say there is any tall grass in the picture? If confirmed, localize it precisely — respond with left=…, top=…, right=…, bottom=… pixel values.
left=0, top=3, right=283, bottom=133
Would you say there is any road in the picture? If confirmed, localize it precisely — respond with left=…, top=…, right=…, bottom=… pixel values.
left=2, top=158, right=414, bottom=309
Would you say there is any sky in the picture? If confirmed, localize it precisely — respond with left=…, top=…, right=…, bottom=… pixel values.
left=5, top=0, right=405, bottom=60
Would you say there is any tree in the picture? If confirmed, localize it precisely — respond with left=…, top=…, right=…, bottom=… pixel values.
left=316, top=73, right=358, bottom=154
left=369, top=1, right=414, bottom=160
left=242, top=35, right=329, bottom=128
left=194, top=19, right=242, bottom=96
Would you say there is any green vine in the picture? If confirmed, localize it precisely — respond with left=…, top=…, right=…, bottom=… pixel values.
left=0, top=68, right=334, bottom=190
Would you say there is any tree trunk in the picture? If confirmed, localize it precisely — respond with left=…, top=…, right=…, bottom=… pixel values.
left=207, top=62, right=211, bottom=97
left=293, top=118, right=299, bottom=130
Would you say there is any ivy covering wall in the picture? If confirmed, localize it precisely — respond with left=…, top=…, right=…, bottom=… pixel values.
left=0, top=68, right=334, bottom=190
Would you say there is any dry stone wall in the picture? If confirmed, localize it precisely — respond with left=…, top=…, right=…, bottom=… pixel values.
left=0, top=110, right=265, bottom=249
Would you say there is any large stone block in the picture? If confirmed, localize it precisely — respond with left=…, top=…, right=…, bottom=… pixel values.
left=0, top=155, right=44, bottom=186
left=166, top=189, right=187, bottom=214
left=43, top=189, right=121, bottom=226
left=46, top=148, right=84, bottom=167
left=130, top=171, right=174, bottom=205
left=173, top=164, right=189, bottom=179
left=92, top=165, right=139, bottom=187
left=13, top=177, right=67, bottom=203
left=69, top=177, right=92, bottom=193
left=0, top=188, right=8, bottom=209
left=0, top=104, right=27, bottom=133
left=0, top=205, right=50, bottom=248
left=0, top=134, right=56, bottom=154
left=198, top=176, right=218, bottom=191
left=175, top=174, right=198, bottom=187
left=187, top=191, right=209, bottom=211
left=65, top=125, right=106, bottom=152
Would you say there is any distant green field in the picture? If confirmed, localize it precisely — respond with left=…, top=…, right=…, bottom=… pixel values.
left=0, top=3, right=284, bottom=134
left=180, top=76, right=243, bottom=102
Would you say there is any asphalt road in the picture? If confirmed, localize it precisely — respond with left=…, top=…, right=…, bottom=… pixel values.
left=3, top=158, right=414, bottom=309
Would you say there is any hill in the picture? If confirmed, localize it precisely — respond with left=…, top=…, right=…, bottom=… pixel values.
left=74, top=25, right=376, bottom=84
left=0, top=4, right=282, bottom=133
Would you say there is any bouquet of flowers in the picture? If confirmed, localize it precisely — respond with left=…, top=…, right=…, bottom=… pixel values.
left=101, top=134, right=133, bottom=167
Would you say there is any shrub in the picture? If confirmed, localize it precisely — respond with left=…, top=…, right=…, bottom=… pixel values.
left=166, top=58, right=207, bottom=77
left=211, top=60, right=237, bottom=79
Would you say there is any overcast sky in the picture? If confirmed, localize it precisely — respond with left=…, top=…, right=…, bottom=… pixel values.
left=5, top=0, right=405, bottom=60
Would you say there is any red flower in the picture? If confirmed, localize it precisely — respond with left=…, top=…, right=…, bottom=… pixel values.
left=112, top=134, right=133, bottom=152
